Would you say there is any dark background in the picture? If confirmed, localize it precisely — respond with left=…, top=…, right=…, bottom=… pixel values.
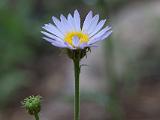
left=0, top=0, right=160, bottom=120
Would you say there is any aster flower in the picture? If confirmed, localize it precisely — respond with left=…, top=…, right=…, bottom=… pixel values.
left=41, top=10, right=112, bottom=120
left=41, top=10, right=112, bottom=49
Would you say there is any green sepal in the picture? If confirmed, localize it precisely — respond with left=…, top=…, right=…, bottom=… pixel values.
left=66, top=47, right=91, bottom=60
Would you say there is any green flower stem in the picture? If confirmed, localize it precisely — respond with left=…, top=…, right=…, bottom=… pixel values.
left=34, top=113, right=39, bottom=120
left=73, top=58, right=80, bottom=120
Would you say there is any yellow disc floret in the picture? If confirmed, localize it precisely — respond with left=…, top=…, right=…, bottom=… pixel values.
left=64, top=32, right=89, bottom=47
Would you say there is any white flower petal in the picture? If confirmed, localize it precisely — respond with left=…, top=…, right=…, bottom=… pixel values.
left=82, top=11, right=93, bottom=33
left=64, top=42, right=74, bottom=49
left=101, top=30, right=113, bottom=40
left=89, top=25, right=111, bottom=41
left=51, top=42, right=66, bottom=48
left=43, top=37, right=55, bottom=43
left=42, top=23, right=64, bottom=39
left=60, top=15, right=71, bottom=33
left=89, top=19, right=106, bottom=37
left=67, top=14, right=75, bottom=31
left=72, top=36, right=79, bottom=47
left=87, top=14, right=99, bottom=34
left=43, top=37, right=67, bottom=48
left=88, top=30, right=112, bottom=45
left=79, top=43, right=98, bottom=48
left=52, top=16, right=66, bottom=34
left=79, top=43, right=88, bottom=49
left=88, top=45, right=99, bottom=48
left=41, top=31, right=64, bottom=43
left=74, top=10, right=81, bottom=31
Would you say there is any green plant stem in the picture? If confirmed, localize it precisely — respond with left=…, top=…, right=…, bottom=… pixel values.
left=34, top=113, right=39, bottom=120
left=73, top=58, right=80, bottom=120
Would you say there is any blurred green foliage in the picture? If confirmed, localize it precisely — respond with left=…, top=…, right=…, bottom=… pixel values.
left=0, top=0, right=42, bottom=107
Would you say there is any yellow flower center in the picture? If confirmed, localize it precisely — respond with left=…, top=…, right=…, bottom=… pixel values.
left=64, top=32, right=89, bottom=47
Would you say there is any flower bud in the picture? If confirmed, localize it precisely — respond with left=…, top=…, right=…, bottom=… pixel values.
left=21, top=95, right=42, bottom=115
